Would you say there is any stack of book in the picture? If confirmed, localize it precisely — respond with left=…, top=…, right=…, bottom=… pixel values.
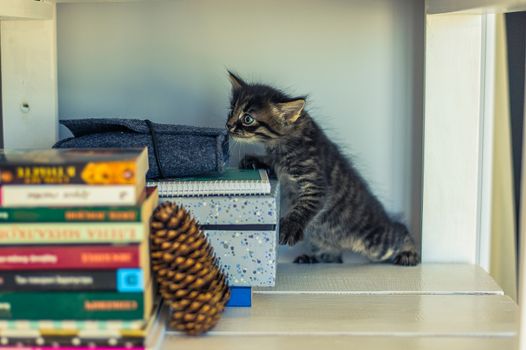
left=0, top=148, right=165, bottom=349
left=148, top=168, right=279, bottom=308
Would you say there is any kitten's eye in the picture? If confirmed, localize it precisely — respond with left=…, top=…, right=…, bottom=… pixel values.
left=242, top=114, right=256, bottom=126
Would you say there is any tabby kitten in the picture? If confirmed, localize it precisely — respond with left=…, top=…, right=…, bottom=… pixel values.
left=225, top=72, right=420, bottom=266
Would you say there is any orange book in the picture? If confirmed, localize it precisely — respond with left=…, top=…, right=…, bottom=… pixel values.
left=0, top=148, right=148, bottom=185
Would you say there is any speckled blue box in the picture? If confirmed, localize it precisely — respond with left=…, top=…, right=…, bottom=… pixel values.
left=161, top=183, right=279, bottom=287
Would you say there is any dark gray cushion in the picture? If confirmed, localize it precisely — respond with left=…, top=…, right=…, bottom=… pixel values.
left=54, top=118, right=229, bottom=179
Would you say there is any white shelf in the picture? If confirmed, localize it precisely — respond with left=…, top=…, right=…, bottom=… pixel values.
left=163, top=335, right=515, bottom=350
left=427, top=0, right=526, bottom=14
left=55, top=0, right=526, bottom=14
left=164, top=264, right=516, bottom=349
left=202, top=294, right=517, bottom=336
left=0, top=0, right=53, bottom=20
left=255, top=263, right=503, bottom=295
left=56, top=0, right=158, bottom=3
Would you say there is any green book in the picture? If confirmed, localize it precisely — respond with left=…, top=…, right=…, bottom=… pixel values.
left=0, top=291, right=151, bottom=320
left=147, top=168, right=270, bottom=197
left=0, top=207, right=142, bottom=223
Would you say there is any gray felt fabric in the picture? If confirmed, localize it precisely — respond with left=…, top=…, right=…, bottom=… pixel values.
left=53, top=119, right=229, bottom=179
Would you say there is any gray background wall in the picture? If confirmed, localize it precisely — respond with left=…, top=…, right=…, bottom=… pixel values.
left=57, top=0, right=424, bottom=261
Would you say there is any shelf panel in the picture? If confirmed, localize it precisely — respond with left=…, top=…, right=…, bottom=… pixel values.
left=197, top=294, right=517, bottom=336
left=427, top=0, right=526, bottom=14
left=55, top=0, right=526, bottom=14
left=166, top=265, right=514, bottom=346
left=0, top=0, right=53, bottom=20
left=168, top=294, right=518, bottom=337
left=56, top=0, right=156, bottom=3
left=255, top=263, right=503, bottom=295
left=163, top=335, right=516, bottom=350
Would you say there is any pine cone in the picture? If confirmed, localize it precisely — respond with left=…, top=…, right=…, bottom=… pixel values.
left=150, top=202, right=230, bottom=336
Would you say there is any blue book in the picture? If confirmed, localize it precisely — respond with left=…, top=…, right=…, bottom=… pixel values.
left=226, top=286, right=251, bottom=307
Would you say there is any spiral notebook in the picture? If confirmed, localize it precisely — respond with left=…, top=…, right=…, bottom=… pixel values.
left=147, top=168, right=270, bottom=197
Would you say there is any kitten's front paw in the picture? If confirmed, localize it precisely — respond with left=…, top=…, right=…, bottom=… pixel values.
left=392, top=250, right=421, bottom=266
left=279, top=218, right=304, bottom=246
left=239, top=155, right=267, bottom=170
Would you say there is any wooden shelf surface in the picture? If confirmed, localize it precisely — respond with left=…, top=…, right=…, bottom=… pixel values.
left=203, top=294, right=517, bottom=336
left=164, top=263, right=517, bottom=348
left=255, top=263, right=504, bottom=295
left=163, top=335, right=516, bottom=350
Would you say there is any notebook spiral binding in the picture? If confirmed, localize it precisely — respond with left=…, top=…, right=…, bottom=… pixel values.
left=147, top=170, right=270, bottom=197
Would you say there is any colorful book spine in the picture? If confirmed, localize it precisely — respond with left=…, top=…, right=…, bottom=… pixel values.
left=0, top=292, right=146, bottom=320
left=0, top=348, right=146, bottom=350
left=0, top=207, right=142, bottom=223
left=0, top=337, right=147, bottom=348
left=0, top=245, right=141, bottom=270
left=0, top=335, right=148, bottom=348
left=0, top=269, right=144, bottom=292
left=0, top=305, right=165, bottom=349
left=0, top=161, right=139, bottom=185
left=0, top=223, right=145, bottom=245
left=0, top=325, right=149, bottom=346
left=0, top=319, right=145, bottom=332
left=0, top=185, right=141, bottom=207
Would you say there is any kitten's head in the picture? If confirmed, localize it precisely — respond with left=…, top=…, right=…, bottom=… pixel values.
left=226, top=71, right=306, bottom=144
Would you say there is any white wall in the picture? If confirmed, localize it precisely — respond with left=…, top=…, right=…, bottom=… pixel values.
left=2, top=5, right=57, bottom=149
left=57, top=0, right=424, bottom=259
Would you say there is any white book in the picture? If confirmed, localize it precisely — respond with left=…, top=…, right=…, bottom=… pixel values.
left=0, top=185, right=141, bottom=207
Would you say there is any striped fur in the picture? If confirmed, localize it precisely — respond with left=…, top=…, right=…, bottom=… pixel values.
left=226, top=72, right=420, bottom=266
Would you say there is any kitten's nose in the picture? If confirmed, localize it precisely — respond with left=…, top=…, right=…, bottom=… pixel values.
left=226, top=123, right=236, bottom=133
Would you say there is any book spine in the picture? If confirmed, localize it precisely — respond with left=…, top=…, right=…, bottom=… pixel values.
left=0, top=207, right=142, bottom=223
left=0, top=161, right=138, bottom=185
left=0, top=269, right=144, bottom=292
left=0, top=334, right=147, bottom=348
left=0, top=319, right=145, bottom=332
left=0, top=348, right=145, bottom=350
left=0, top=223, right=145, bottom=245
left=0, top=292, right=145, bottom=320
left=0, top=245, right=141, bottom=270
left=0, top=185, right=138, bottom=207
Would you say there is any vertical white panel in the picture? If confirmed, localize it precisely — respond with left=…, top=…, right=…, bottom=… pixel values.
left=422, top=14, right=483, bottom=263
left=487, top=14, right=517, bottom=300
left=478, top=14, right=496, bottom=272
left=519, top=47, right=526, bottom=350
left=1, top=3, right=58, bottom=148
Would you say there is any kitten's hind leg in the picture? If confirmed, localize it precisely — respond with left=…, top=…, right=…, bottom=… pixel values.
left=294, top=244, right=343, bottom=264
left=361, top=223, right=420, bottom=266
left=317, top=251, right=344, bottom=263
left=293, top=254, right=319, bottom=264
left=293, top=252, right=343, bottom=264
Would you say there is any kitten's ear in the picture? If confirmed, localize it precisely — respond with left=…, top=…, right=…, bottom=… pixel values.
left=276, top=99, right=305, bottom=123
left=227, top=70, right=247, bottom=91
